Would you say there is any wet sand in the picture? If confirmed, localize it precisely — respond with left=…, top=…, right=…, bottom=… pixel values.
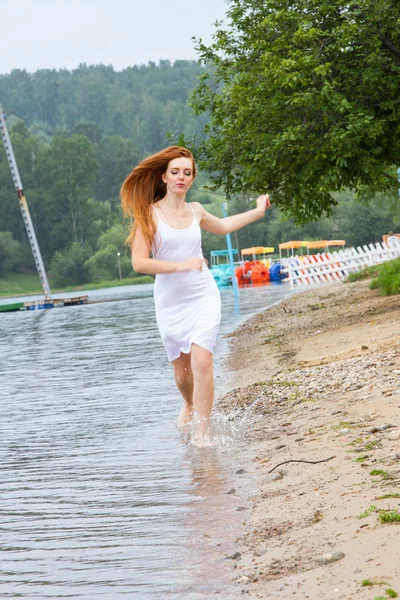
left=219, top=280, right=400, bottom=599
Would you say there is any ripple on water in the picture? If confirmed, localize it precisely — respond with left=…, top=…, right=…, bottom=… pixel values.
left=0, top=282, right=295, bottom=598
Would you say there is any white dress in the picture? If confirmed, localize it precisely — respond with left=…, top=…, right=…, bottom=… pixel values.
left=152, top=204, right=221, bottom=362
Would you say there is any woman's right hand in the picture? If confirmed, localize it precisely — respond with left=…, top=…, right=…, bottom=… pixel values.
left=255, top=193, right=271, bottom=215
left=177, top=257, right=204, bottom=272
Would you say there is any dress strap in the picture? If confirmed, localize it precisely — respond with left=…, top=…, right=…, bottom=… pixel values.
left=152, top=204, right=160, bottom=222
left=188, top=202, right=199, bottom=224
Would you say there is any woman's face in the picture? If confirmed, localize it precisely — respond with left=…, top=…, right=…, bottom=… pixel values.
left=162, top=157, right=194, bottom=195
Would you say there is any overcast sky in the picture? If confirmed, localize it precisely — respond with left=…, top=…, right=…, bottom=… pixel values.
left=0, top=0, right=229, bottom=74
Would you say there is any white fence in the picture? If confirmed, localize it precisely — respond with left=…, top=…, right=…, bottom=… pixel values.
left=281, top=239, right=400, bottom=287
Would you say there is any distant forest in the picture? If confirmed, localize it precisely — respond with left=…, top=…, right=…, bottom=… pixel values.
left=0, top=61, right=208, bottom=153
left=0, top=61, right=398, bottom=286
left=0, top=61, right=214, bottom=284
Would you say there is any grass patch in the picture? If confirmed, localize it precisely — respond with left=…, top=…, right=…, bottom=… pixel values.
left=253, top=379, right=300, bottom=390
left=0, top=273, right=154, bottom=298
left=370, top=258, right=400, bottom=295
left=375, top=493, right=400, bottom=500
left=358, top=505, right=377, bottom=519
left=361, top=581, right=398, bottom=599
left=354, top=455, right=370, bottom=462
left=333, top=421, right=364, bottom=431
left=363, top=440, right=380, bottom=451
left=369, top=590, right=398, bottom=600
left=309, top=302, right=326, bottom=309
left=261, top=333, right=283, bottom=345
left=268, top=380, right=299, bottom=387
left=370, top=469, right=393, bottom=480
left=311, top=510, right=323, bottom=524
left=347, top=265, right=382, bottom=282
left=0, top=273, right=43, bottom=296
left=63, top=276, right=154, bottom=291
left=379, top=510, right=400, bottom=524
left=348, top=437, right=363, bottom=446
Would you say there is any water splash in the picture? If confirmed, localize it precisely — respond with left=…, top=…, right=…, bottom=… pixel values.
left=176, top=408, right=250, bottom=452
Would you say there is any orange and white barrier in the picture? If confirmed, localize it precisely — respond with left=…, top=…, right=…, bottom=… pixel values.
left=281, top=239, right=400, bottom=287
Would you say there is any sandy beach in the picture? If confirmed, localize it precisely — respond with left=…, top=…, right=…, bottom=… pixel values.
left=219, top=279, right=400, bottom=599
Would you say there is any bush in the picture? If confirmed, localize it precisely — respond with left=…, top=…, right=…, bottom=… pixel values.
left=50, top=242, right=91, bottom=286
left=370, top=258, right=400, bottom=295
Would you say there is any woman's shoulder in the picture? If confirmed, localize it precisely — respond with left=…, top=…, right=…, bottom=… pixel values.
left=189, top=201, right=205, bottom=220
left=189, top=200, right=205, bottom=212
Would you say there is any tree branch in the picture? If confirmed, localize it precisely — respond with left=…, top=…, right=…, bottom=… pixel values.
left=379, top=36, right=400, bottom=65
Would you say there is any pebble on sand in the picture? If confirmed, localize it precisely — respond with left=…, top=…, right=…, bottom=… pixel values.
left=318, top=551, right=345, bottom=565
left=226, top=552, right=242, bottom=561
left=270, top=472, right=284, bottom=481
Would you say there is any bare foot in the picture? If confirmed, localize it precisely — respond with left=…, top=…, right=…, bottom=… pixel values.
left=178, top=403, right=193, bottom=427
left=192, top=416, right=212, bottom=447
left=193, top=433, right=212, bottom=448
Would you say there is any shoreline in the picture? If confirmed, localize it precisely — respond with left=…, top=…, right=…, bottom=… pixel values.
left=0, top=275, right=154, bottom=299
left=219, top=280, right=400, bottom=599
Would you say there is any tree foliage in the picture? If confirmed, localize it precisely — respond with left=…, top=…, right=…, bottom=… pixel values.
left=0, top=58, right=399, bottom=286
left=191, top=0, right=400, bottom=222
left=0, top=60, right=212, bottom=284
left=38, top=134, right=99, bottom=246
left=50, top=242, right=92, bottom=286
left=85, top=224, right=134, bottom=281
left=0, top=61, right=209, bottom=155
left=95, top=136, right=140, bottom=206
left=0, top=231, right=22, bottom=273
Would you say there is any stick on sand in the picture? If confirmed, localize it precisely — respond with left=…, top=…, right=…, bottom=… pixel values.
left=268, top=456, right=336, bottom=474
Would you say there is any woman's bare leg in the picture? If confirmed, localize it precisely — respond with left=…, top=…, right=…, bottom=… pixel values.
left=190, top=344, right=214, bottom=440
left=171, top=352, right=194, bottom=426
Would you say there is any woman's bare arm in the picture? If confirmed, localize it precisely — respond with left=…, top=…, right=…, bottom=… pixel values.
left=195, top=194, right=270, bottom=235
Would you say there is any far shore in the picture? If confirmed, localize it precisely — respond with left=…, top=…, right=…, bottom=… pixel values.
left=219, top=279, right=400, bottom=599
left=0, top=274, right=154, bottom=299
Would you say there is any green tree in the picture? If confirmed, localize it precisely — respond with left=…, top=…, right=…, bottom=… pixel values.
left=95, top=136, right=140, bottom=205
left=0, top=121, right=45, bottom=244
left=94, top=223, right=127, bottom=250
left=191, top=0, right=400, bottom=222
left=73, top=122, right=102, bottom=144
left=0, top=61, right=210, bottom=156
left=36, top=133, right=99, bottom=254
left=265, top=207, right=334, bottom=249
left=50, top=241, right=91, bottom=286
left=0, top=231, right=22, bottom=273
left=334, top=191, right=396, bottom=246
left=85, top=245, right=133, bottom=281
left=85, top=224, right=133, bottom=281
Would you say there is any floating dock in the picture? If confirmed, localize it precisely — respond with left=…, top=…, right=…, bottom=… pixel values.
left=0, top=296, right=89, bottom=313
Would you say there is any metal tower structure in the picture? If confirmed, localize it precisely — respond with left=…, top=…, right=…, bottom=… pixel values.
left=0, top=104, right=52, bottom=300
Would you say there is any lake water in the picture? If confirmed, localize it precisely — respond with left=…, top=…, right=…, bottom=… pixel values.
left=0, top=282, right=295, bottom=599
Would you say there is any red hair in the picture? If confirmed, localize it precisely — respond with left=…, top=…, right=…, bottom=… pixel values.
left=120, top=145, right=197, bottom=249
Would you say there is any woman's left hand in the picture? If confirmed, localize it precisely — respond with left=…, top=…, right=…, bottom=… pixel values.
left=255, top=194, right=271, bottom=215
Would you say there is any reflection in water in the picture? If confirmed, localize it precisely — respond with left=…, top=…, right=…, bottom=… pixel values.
left=169, top=445, right=253, bottom=600
left=0, top=283, right=294, bottom=599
